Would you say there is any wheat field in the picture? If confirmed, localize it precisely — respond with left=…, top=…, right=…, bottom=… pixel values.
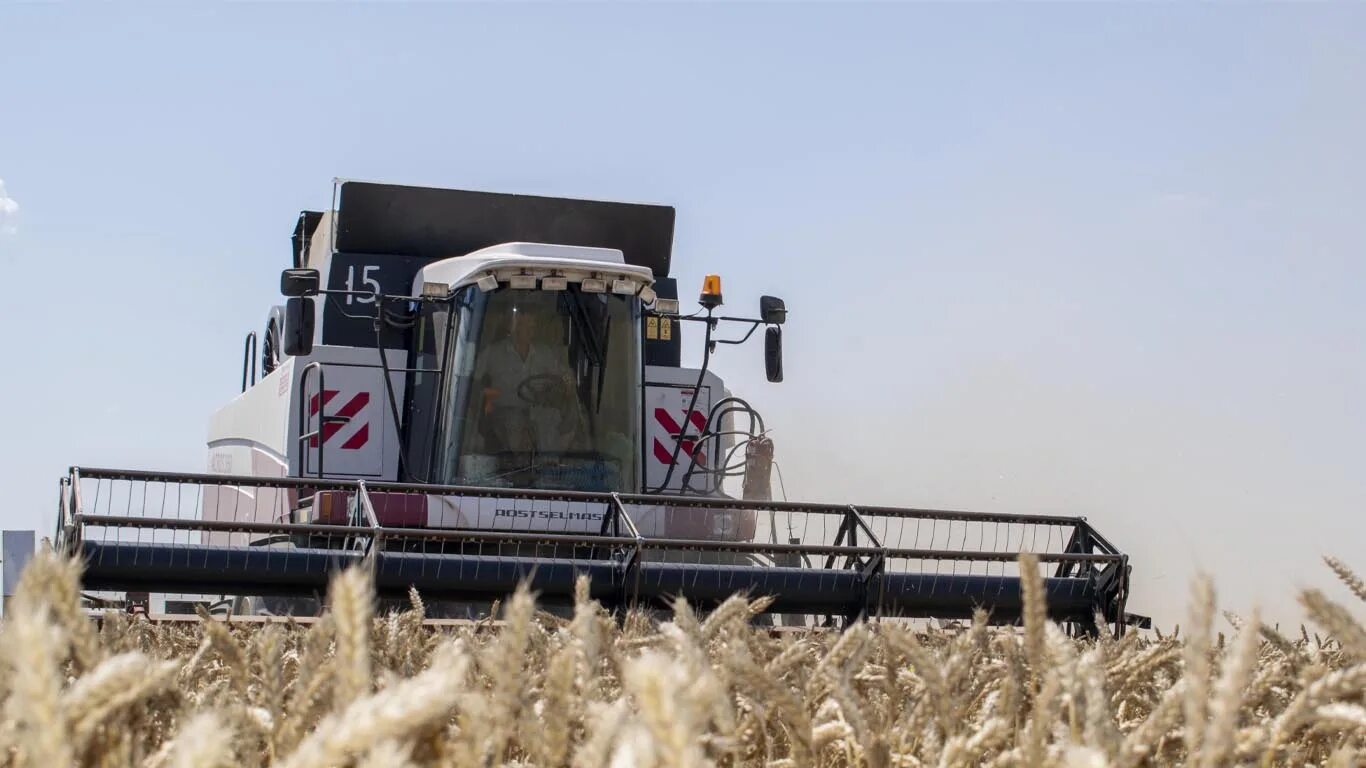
left=0, top=550, right=1360, bottom=767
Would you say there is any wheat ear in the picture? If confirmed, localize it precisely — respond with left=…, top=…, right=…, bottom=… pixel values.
left=277, top=640, right=468, bottom=768
left=1298, top=589, right=1366, bottom=659
left=1019, top=552, right=1048, bottom=697
left=1198, top=609, right=1260, bottom=767
left=168, top=711, right=236, bottom=768
left=1182, top=572, right=1215, bottom=758
left=1323, top=556, right=1365, bottom=602
left=61, top=651, right=179, bottom=750
left=330, top=566, right=375, bottom=703
left=1, top=604, right=72, bottom=767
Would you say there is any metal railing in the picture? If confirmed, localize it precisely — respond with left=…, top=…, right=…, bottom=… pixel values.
left=241, top=332, right=257, bottom=392
left=58, top=466, right=1139, bottom=631
left=297, top=362, right=353, bottom=479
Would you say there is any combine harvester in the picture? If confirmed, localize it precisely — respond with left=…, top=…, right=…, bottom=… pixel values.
left=55, top=179, right=1146, bottom=632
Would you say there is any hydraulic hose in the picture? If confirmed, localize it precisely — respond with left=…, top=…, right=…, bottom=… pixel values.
left=648, top=309, right=715, bottom=493
left=679, top=396, right=766, bottom=493
left=374, top=297, right=424, bottom=483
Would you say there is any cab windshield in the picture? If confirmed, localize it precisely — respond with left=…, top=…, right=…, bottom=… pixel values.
left=434, top=285, right=641, bottom=492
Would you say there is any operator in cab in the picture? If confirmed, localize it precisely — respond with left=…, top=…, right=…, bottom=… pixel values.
left=475, top=305, right=583, bottom=461
left=452, top=287, right=635, bottom=493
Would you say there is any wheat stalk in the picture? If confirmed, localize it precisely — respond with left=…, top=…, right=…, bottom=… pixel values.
left=152, top=710, right=233, bottom=768
left=1323, top=556, right=1365, bottom=602
left=1198, top=609, right=1260, bottom=767
left=61, top=651, right=179, bottom=749
left=1182, top=572, right=1215, bottom=757
left=2, top=604, right=72, bottom=767
left=329, top=566, right=374, bottom=703
left=277, top=640, right=468, bottom=768
left=0, top=548, right=1359, bottom=767
left=1299, top=588, right=1366, bottom=659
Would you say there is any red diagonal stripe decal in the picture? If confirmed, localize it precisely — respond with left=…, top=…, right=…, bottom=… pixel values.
left=654, top=408, right=681, bottom=435
left=654, top=408, right=709, bottom=467
left=310, top=421, right=345, bottom=447
left=689, top=411, right=707, bottom=432
left=655, top=408, right=707, bottom=435
left=654, top=437, right=705, bottom=464
left=308, top=391, right=370, bottom=448
left=340, top=423, right=370, bottom=450
left=335, top=392, right=369, bottom=420
left=308, top=389, right=338, bottom=416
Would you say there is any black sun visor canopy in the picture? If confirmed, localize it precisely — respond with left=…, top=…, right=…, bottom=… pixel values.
left=333, top=180, right=677, bottom=277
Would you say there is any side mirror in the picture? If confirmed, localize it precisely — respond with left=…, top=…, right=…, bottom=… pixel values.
left=281, top=268, right=320, bottom=297
left=760, top=295, right=787, bottom=325
left=764, top=326, right=783, bottom=383
left=283, top=297, right=315, bottom=357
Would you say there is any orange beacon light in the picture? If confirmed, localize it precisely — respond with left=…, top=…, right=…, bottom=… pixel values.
left=699, top=274, right=723, bottom=309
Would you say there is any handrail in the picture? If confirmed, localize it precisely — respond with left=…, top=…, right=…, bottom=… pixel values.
left=298, top=362, right=326, bottom=478
left=67, top=466, right=1091, bottom=527
left=72, top=513, right=1125, bottom=564
left=76, top=514, right=641, bottom=548
left=72, top=467, right=364, bottom=491
left=241, top=332, right=257, bottom=392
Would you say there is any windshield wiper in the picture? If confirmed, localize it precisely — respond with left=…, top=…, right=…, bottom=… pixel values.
left=564, top=290, right=606, bottom=365
left=596, top=314, right=611, bottom=411
left=563, top=290, right=611, bottom=411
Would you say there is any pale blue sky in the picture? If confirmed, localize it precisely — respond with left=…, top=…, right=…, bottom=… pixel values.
left=1, top=4, right=1362, bottom=625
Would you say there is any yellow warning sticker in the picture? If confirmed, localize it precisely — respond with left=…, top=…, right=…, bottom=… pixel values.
left=660, top=317, right=672, bottom=341
left=646, top=316, right=659, bottom=340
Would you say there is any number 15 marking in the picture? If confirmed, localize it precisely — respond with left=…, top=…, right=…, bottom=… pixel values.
left=346, top=265, right=380, bottom=305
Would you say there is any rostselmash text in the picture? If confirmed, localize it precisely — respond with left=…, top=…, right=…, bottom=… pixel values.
left=493, top=509, right=604, bottom=521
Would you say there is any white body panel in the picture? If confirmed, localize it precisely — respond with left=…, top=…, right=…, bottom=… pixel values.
left=292, top=346, right=407, bottom=479
left=643, top=365, right=730, bottom=494
left=208, top=357, right=295, bottom=479
left=208, top=345, right=407, bottom=483
left=204, top=359, right=297, bottom=542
